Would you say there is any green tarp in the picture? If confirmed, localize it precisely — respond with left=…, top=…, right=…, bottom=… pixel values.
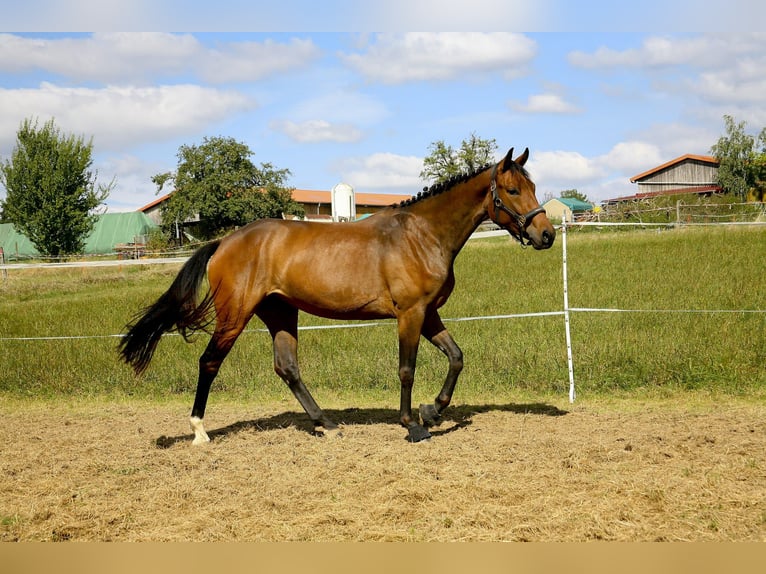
left=0, top=212, right=157, bottom=259
left=84, top=212, right=157, bottom=254
left=556, top=197, right=593, bottom=211
left=0, top=222, right=39, bottom=258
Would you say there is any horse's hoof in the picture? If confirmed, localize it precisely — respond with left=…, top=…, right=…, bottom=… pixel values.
left=406, top=425, right=432, bottom=443
left=419, top=403, right=442, bottom=427
left=190, top=417, right=210, bottom=445
left=315, top=426, right=343, bottom=439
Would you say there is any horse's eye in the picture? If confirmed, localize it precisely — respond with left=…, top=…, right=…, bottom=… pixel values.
left=507, top=188, right=520, bottom=196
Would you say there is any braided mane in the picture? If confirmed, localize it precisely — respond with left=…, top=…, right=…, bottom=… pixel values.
left=394, top=159, right=528, bottom=208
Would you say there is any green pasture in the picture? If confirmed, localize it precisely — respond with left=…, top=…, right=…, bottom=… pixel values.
left=1, top=225, right=764, bottom=405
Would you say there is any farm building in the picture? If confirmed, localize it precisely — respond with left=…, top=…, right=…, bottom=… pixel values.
left=286, top=188, right=412, bottom=220
left=0, top=222, right=37, bottom=259
left=139, top=188, right=412, bottom=225
left=543, top=197, right=593, bottom=222
left=0, top=211, right=156, bottom=259
left=607, top=154, right=721, bottom=204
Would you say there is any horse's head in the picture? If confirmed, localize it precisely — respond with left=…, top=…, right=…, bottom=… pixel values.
left=487, top=148, right=555, bottom=250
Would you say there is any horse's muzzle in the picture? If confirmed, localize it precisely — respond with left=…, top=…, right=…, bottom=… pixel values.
left=530, top=226, right=556, bottom=250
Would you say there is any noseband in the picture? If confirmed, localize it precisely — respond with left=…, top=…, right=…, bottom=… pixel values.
left=489, top=163, right=546, bottom=247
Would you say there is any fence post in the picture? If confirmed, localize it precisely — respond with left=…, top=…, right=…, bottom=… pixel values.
left=561, top=222, right=576, bottom=402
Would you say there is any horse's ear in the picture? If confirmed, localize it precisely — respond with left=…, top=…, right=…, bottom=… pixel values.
left=501, top=148, right=515, bottom=171
left=515, top=147, right=529, bottom=166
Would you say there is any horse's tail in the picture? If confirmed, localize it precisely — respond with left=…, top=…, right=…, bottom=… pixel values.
left=119, top=240, right=221, bottom=375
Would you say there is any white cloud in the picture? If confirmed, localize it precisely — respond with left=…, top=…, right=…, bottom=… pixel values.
left=509, top=93, right=581, bottom=114
left=270, top=119, right=363, bottom=143
left=270, top=89, right=388, bottom=144
left=336, top=153, right=423, bottom=190
left=529, top=142, right=667, bottom=203
left=597, top=141, right=663, bottom=174
left=629, top=122, right=718, bottom=159
left=0, top=33, right=320, bottom=84
left=568, top=35, right=766, bottom=113
left=289, top=90, right=390, bottom=126
left=199, top=38, right=321, bottom=84
left=569, top=35, right=739, bottom=69
left=96, top=153, right=167, bottom=212
left=340, top=33, right=536, bottom=84
left=528, top=150, right=605, bottom=187
left=0, top=83, right=256, bottom=153
left=692, top=68, right=766, bottom=105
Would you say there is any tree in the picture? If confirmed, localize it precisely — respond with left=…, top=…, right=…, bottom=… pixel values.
left=710, top=114, right=766, bottom=200
left=420, top=133, right=498, bottom=184
left=0, top=117, right=112, bottom=257
left=560, top=189, right=590, bottom=203
left=154, top=136, right=304, bottom=238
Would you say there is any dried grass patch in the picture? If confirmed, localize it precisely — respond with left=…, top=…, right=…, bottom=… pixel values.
left=1, top=397, right=765, bottom=541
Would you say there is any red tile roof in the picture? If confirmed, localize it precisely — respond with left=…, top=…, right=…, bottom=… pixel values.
left=138, top=189, right=411, bottom=212
left=605, top=185, right=722, bottom=204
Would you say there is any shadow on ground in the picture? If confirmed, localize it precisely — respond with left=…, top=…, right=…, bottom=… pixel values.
left=155, top=402, right=568, bottom=448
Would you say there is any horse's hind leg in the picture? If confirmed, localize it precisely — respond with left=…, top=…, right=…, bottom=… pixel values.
left=419, top=310, right=463, bottom=427
left=190, top=304, right=253, bottom=445
left=258, top=297, right=341, bottom=437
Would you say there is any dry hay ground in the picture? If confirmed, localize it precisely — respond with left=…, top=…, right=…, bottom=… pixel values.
left=2, top=396, right=765, bottom=542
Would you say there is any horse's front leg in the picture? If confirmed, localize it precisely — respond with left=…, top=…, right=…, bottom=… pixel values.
left=419, top=310, right=463, bottom=428
left=397, top=309, right=431, bottom=443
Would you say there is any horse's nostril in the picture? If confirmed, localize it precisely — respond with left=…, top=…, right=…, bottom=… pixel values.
left=542, top=229, right=552, bottom=244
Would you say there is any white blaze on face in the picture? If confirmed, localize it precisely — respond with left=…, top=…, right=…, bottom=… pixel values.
left=190, top=416, right=210, bottom=445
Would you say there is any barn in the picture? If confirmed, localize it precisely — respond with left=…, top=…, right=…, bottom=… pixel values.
left=289, top=189, right=412, bottom=220
left=542, top=197, right=593, bottom=223
left=607, top=154, right=721, bottom=204
left=139, top=188, right=413, bottom=225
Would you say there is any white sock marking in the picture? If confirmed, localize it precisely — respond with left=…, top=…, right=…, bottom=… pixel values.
left=190, top=416, right=210, bottom=445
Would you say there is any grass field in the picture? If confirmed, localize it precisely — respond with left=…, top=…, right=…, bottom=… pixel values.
left=1, top=225, right=765, bottom=542
left=1, top=225, right=764, bottom=401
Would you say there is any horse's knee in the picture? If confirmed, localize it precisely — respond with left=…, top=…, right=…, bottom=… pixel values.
left=398, top=365, right=415, bottom=387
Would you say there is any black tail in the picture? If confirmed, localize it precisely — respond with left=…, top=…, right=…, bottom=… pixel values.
left=119, top=240, right=221, bottom=374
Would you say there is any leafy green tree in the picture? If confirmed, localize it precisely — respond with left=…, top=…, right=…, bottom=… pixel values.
left=710, top=114, right=766, bottom=200
left=154, top=136, right=304, bottom=237
left=0, top=117, right=112, bottom=257
left=420, top=133, right=498, bottom=184
left=560, top=189, right=590, bottom=203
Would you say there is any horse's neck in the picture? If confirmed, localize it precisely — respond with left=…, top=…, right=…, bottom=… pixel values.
left=408, top=171, right=490, bottom=253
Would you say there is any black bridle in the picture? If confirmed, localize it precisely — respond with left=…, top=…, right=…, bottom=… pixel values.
left=489, top=162, right=547, bottom=247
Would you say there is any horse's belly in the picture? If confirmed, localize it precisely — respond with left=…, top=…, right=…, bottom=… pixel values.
left=272, top=284, right=394, bottom=321
left=290, top=296, right=393, bottom=321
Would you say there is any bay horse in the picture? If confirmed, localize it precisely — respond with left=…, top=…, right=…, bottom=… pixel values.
left=119, top=147, right=555, bottom=444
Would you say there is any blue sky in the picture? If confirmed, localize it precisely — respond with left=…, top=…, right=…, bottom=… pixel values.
left=1, top=2, right=765, bottom=211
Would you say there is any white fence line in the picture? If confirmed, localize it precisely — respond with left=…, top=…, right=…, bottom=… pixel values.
left=561, top=222, right=576, bottom=403
left=0, top=256, right=189, bottom=270
left=0, top=311, right=570, bottom=343
left=568, top=221, right=766, bottom=228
